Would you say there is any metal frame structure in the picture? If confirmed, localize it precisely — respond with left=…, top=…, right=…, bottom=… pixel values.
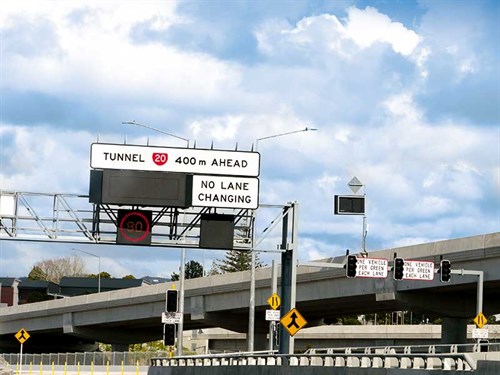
left=0, top=191, right=254, bottom=249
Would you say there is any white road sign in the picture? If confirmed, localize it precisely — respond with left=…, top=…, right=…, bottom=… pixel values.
left=265, top=309, right=281, bottom=321
left=355, top=257, right=388, bottom=278
left=191, top=175, right=259, bottom=209
left=402, top=260, right=435, bottom=281
left=91, top=143, right=260, bottom=177
left=162, top=312, right=183, bottom=324
left=472, top=328, right=489, bottom=339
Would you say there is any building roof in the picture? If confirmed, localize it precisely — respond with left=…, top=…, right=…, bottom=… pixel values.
left=59, top=277, right=143, bottom=288
left=0, top=277, right=19, bottom=287
left=18, top=279, right=59, bottom=293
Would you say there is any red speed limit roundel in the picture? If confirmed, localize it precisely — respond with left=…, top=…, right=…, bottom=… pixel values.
left=117, top=210, right=152, bottom=245
left=152, top=152, right=168, bottom=166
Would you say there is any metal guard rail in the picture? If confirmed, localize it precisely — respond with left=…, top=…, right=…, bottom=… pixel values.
left=150, top=343, right=500, bottom=371
left=150, top=353, right=476, bottom=370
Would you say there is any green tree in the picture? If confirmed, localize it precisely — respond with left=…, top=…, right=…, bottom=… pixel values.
left=122, top=274, right=136, bottom=279
left=128, top=340, right=168, bottom=351
left=88, top=271, right=111, bottom=279
left=171, top=260, right=204, bottom=281
left=211, top=250, right=265, bottom=274
left=28, top=266, right=47, bottom=280
left=28, top=256, right=86, bottom=283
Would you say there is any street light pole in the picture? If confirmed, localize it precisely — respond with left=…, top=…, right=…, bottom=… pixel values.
left=122, top=120, right=189, bottom=356
left=248, top=126, right=317, bottom=353
left=72, top=248, right=101, bottom=293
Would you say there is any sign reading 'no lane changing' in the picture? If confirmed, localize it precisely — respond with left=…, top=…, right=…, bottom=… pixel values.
left=191, top=175, right=259, bottom=209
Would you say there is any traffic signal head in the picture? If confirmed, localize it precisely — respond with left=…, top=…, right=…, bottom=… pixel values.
left=166, top=289, right=178, bottom=313
left=346, top=255, right=358, bottom=278
left=163, top=323, right=176, bottom=346
left=440, top=260, right=451, bottom=282
left=393, top=257, right=405, bottom=280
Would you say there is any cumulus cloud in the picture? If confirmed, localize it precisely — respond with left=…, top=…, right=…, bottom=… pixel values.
left=0, top=0, right=242, bottom=132
left=255, top=6, right=422, bottom=61
left=344, top=6, right=421, bottom=56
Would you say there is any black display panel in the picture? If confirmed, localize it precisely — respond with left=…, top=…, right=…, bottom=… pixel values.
left=334, top=195, right=365, bottom=215
left=199, top=214, right=235, bottom=250
left=89, top=169, right=192, bottom=207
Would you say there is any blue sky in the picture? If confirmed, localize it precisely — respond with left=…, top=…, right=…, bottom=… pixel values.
left=0, top=0, right=499, bottom=279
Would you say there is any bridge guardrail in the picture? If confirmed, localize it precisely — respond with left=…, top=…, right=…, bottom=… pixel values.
left=150, top=343, right=500, bottom=371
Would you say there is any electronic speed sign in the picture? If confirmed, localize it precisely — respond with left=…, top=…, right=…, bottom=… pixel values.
left=116, top=209, right=152, bottom=245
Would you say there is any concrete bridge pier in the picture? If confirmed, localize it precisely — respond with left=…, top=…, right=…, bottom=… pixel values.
left=441, top=317, right=468, bottom=347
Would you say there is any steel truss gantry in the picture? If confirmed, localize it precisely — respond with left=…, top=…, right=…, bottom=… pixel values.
left=0, top=190, right=254, bottom=249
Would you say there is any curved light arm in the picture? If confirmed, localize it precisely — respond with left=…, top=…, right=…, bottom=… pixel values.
left=255, top=127, right=317, bottom=150
left=122, top=121, right=190, bottom=147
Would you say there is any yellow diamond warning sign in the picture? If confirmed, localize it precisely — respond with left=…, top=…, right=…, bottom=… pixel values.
left=267, top=293, right=281, bottom=310
left=474, top=312, right=488, bottom=329
left=15, top=328, right=30, bottom=344
left=280, top=308, right=307, bottom=337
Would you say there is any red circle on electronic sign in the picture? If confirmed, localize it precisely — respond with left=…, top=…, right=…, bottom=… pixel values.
left=119, top=211, right=151, bottom=242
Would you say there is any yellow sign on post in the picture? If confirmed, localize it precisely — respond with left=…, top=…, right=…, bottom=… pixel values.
left=267, top=293, right=281, bottom=310
left=474, top=312, right=488, bottom=329
left=15, top=328, right=30, bottom=344
left=280, top=308, right=307, bottom=336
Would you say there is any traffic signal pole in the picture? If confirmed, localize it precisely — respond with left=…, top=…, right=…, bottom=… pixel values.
left=451, top=269, right=484, bottom=316
left=176, top=248, right=186, bottom=356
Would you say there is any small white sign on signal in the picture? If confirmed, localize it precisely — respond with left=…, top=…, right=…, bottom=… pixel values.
left=355, top=257, right=388, bottom=279
left=403, top=260, right=435, bottom=281
left=265, top=309, right=281, bottom=322
left=162, top=312, right=183, bottom=324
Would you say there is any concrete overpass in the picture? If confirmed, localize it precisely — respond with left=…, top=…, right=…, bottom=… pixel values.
left=1, top=232, right=499, bottom=352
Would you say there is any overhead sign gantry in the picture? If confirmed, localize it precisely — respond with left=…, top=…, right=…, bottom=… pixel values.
left=89, top=142, right=261, bottom=249
left=0, top=142, right=261, bottom=250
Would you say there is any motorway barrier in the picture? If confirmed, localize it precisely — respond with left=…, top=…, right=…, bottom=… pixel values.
left=150, top=343, right=500, bottom=371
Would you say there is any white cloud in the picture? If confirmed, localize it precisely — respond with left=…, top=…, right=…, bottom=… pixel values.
left=383, top=93, right=423, bottom=123
left=255, top=6, right=422, bottom=61
left=1, top=1, right=242, bottom=108
left=0, top=125, right=93, bottom=192
left=344, top=6, right=421, bottom=56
